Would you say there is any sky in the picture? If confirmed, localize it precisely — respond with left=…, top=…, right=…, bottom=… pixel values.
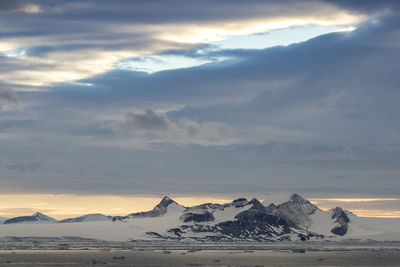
left=0, top=0, right=400, bottom=218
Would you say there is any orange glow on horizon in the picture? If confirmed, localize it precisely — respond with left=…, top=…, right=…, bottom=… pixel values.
left=309, top=198, right=400, bottom=218
left=0, top=194, right=399, bottom=219
left=0, top=194, right=232, bottom=220
left=310, top=198, right=400, bottom=202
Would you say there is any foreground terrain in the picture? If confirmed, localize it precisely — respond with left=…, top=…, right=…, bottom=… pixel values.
left=0, top=239, right=399, bottom=266
left=0, top=249, right=399, bottom=266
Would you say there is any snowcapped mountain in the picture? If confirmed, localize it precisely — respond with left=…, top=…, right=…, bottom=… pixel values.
left=3, top=212, right=56, bottom=224
left=119, top=196, right=185, bottom=220
left=0, top=194, right=399, bottom=242
left=267, top=193, right=319, bottom=228
left=59, top=214, right=112, bottom=223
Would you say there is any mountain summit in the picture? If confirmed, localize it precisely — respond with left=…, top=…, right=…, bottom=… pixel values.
left=158, top=196, right=178, bottom=208
left=127, top=196, right=183, bottom=218
left=4, top=212, right=56, bottom=224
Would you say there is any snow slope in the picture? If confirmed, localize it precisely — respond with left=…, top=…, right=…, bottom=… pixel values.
left=59, top=214, right=112, bottom=223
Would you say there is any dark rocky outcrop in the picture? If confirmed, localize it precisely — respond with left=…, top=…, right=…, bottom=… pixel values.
left=180, top=212, right=215, bottom=222
left=186, top=198, right=249, bottom=213
left=214, top=198, right=290, bottom=239
left=331, top=224, right=348, bottom=236
left=330, top=207, right=350, bottom=236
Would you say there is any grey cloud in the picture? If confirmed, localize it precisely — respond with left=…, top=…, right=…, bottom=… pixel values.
left=0, top=88, right=17, bottom=111
left=120, top=109, right=170, bottom=131
left=325, top=0, right=400, bottom=13
left=0, top=0, right=44, bottom=13
left=115, top=109, right=245, bottom=146
left=37, top=0, right=349, bottom=23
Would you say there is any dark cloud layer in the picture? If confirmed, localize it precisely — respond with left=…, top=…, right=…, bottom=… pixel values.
left=326, top=0, right=400, bottom=13
left=14, top=0, right=345, bottom=23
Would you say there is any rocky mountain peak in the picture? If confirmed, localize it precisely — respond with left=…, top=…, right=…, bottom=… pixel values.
left=275, top=193, right=319, bottom=228
left=158, top=196, right=176, bottom=207
left=330, top=207, right=350, bottom=236
left=290, top=193, right=308, bottom=204
left=264, top=203, right=278, bottom=215
left=32, top=212, right=55, bottom=221
left=248, top=198, right=265, bottom=210
left=331, top=207, right=350, bottom=223
left=126, top=196, right=182, bottom=219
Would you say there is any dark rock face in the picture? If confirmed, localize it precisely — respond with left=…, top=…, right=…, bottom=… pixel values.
left=181, top=224, right=214, bottom=233
left=274, top=193, right=319, bottom=228
left=187, top=198, right=249, bottom=212
left=331, top=207, right=350, bottom=223
left=290, top=193, right=310, bottom=204
left=145, top=231, right=164, bottom=238
left=112, top=216, right=125, bottom=222
left=298, top=232, right=322, bottom=241
left=265, top=203, right=277, bottom=213
left=330, top=207, right=350, bottom=236
left=168, top=228, right=184, bottom=237
left=180, top=212, right=215, bottom=223
left=331, top=224, right=348, bottom=236
left=214, top=199, right=290, bottom=239
left=4, top=216, right=40, bottom=224
left=233, top=198, right=247, bottom=203
left=217, top=210, right=289, bottom=239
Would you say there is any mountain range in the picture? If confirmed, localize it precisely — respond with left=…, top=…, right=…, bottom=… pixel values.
left=0, top=193, right=399, bottom=242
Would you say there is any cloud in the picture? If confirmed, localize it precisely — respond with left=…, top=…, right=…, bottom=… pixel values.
left=0, top=0, right=363, bottom=88
left=0, top=0, right=41, bottom=14
left=1, top=12, right=400, bottom=196
left=120, top=109, right=170, bottom=131
left=114, top=109, right=244, bottom=146
left=0, top=88, right=17, bottom=111
left=325, top=0, right=400, bottom=14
